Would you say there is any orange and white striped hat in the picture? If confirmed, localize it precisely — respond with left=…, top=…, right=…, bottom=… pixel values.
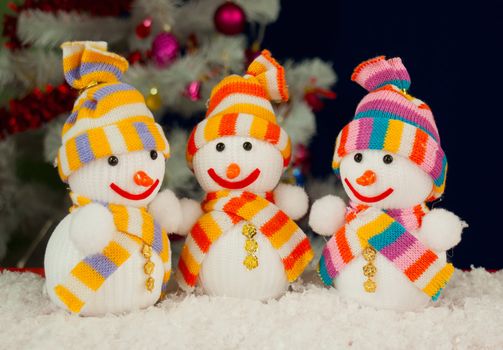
left=186, top=50, right=291, bottom=169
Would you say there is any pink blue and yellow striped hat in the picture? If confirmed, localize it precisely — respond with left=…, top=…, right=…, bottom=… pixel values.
left=186, top=50, right=291, bottom=169
left=57, top=41, right=169, bottom=182
left=332, top=56, right=447, bottom=200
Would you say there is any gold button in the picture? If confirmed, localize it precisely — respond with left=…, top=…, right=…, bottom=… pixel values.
left=142, top=245, right=152, bottom=259
left=364, top=279, right=376, bottom=293
left=363, top=263, right=377, bottom=277
left=146, top=277, right=155, bottom=292
left=245, top=239, right=258, bottom=253
left=242, top=223, right=257, bottom=239
left=144, top=260, right=155, bottom=275
left=362, top=246, right=376, bottom=261
left=243, top=255, right=259, bottom=270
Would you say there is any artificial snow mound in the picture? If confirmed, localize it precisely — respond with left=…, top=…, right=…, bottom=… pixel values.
left=1, top=269, right=502, bottom=349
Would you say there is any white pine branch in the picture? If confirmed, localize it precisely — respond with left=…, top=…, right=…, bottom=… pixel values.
left=17, top=10, right=130, bottom=48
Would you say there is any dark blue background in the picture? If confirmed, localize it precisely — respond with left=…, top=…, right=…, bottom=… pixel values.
left=263, top=1, right=500, bottom=269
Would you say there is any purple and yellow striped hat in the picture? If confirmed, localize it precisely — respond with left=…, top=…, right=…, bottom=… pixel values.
left=57, top=41, right=169, bottom=182
left=332, top=56, right=447, bottom=200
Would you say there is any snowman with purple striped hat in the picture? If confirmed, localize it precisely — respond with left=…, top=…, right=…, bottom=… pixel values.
left=309, top=56, right=466, bottom=310
left=44, top=42, right=195, bottom=315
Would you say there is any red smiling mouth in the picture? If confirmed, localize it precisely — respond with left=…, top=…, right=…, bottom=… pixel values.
left=110, top=179, right=160, bottom=200
left=344, top=178, right=394, bottom=203
left=208, top=168, right=260, bottom=189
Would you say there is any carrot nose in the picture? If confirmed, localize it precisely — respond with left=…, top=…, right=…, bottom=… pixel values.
left=226, top=163, right=241, bottom=179
left=356, top=170, right=376, bottom=186
left=134, top=171, right=154, bottom=187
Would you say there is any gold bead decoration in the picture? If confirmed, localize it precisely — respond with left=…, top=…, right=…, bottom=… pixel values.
left=242, top=223, right=259, bottom=270
left=363, top=279, right=377, bottom=293
left=362, top=246, right=377, bottom=293
left=145, top=87, right=162, bottom=111
left=243, top=255, right=259, bottom=270
left=144, top=260, right=155, bottom=275
left=245, top=239, right=258, bottom=253
left=146, top=277, right=155, bottom=292
left=363, top=263, right=376, bottom=277
left=142, top=245, right=153, bottom=259
left=242, top=223, right=257, bottom=239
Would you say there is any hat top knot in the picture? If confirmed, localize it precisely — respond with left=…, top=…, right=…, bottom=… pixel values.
left=351, top=56, right=411, bottom=92
left=61, top=41, right=129, bottom=91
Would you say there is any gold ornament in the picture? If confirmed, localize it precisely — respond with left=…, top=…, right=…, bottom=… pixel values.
left=362, top=246, right=377, bottom=293
left=146, top=277, right=155, bottom=292
left=146, top=87, right=162, bottom=111
left=144, top=260, right=155, bottom=275
left=242, top=223, right=259, bottom=270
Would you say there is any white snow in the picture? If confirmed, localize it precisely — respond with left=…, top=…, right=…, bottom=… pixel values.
left=1, top=268, right=502, bottom=349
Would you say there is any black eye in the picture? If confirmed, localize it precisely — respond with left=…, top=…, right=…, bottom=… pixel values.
left=243, top=141, right=252, bottom=151
left=216, top=142, right=225, bottom=152
left=383, top=154, right=393, bottom=164
left=108, top=156, right=119, bottom=166
left=150, top=150, right=158, bottom=160
left=354, top=153, right=363, bottom=163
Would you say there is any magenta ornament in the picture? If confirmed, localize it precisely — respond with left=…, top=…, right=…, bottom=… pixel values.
left=152, top=32, right=180, bottom=68
left=213, top=2, right=246, bottom=36
left=183, top=81, right=202, bottom=101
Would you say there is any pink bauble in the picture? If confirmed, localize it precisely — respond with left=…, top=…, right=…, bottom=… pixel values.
left=183, top=81, right=202, bottom=101
left=214, top=2, right=246, bottom=35
left=152, top=32, right=180, bottom=68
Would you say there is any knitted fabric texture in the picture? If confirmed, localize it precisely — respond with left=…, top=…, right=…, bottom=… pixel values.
left=176, top=191, right=313, bottom=291
left=54, top=193, right=171, bottom=314
left=186, top=50, right=291, bottom=169
left=57, top=41, right=169, bottom=182
left=332, top=56, right=447, bottom=200
left=318, top=203, right=454, bottom=300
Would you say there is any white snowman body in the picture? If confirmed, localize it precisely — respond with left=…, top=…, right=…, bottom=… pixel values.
left=310, top=149, right=464, bottom=310
left=191, top=136, right=308, bottom=300
left=45, top=150, right=177, bottom=315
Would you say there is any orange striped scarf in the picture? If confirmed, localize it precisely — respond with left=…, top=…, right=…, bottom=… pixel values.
left=177, top=190, right=314, bottom=291
left=54, top=193, right=171, bottom=314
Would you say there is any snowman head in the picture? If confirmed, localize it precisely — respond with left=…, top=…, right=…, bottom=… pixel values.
left=193, top=136, right=284, bottom=193
left=340, top=150, right=433, bottom=209
left=333, top=56, right=448, bottom=207
left=58, top=41, right=170, bottom=206
left=68, top=150, right=165, bottom=207
left=187, top=50, right=291, bottom=194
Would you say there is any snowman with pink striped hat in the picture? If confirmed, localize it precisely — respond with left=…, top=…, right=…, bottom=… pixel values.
left=309, top=56, right=466, bottom=310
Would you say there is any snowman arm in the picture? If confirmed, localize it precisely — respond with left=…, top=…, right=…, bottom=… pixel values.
left=417, top=208, right=467, bottom=251
left=308, top=195, right=347, bottom=237
left=273, top=183, right=309, bottom=220
left=148, top=189, right=182, bottom=234
left=69, top=203, right=115, bottom=255
left=177, top=198, right=203, bottom=236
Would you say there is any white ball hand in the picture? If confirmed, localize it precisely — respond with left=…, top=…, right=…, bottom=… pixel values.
left=309, top=195, right=347, bottom=236
left=273, top=183, right=309, bottom=220
left=417, top=208, right=466, bottom=251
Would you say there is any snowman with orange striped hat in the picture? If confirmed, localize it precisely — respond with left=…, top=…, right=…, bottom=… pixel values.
left=44, top=42, right=185, bottom=315
left=309, top=56, right=466, bottom=310
left=175, top=50, right=314, bottom=300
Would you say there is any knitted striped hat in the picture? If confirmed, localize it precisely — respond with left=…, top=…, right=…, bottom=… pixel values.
left=332, top=56, right=447, bottom=200
left=57, top=41, right=169, bottom=182
left=186, top=50, right=290, bottom=169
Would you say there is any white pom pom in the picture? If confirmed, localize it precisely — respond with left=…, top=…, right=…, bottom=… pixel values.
left=273, top=183, right=309, bottom=220
left=70, top=203, right=115, bottom=255
left=309, top=195, right=347, bottom=236
left=148, top=189, right=182, bottom=233
left=178, top=198, right=203, bottom=236
left=418, top=208, right=466, bottom=251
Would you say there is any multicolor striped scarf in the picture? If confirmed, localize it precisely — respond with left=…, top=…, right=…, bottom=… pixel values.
left=177, top=190, right=314, bottom=291
left=319, top=202, right=454, bottom=300
left=54, top=193, right=171, bottom=314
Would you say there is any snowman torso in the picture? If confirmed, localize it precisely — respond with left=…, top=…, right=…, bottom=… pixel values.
left=333, top=226, right=446, bottom=311
left=199, top=220, right=288, bottom=300
left=45, top=212, right=165, bottom=316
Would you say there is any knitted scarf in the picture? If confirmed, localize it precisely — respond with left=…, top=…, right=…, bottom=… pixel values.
left=54, top=193, right=171, bottom=314
left=318, top=202, right=454, bottom=300
left=177, top=190, right=314, bottom=291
